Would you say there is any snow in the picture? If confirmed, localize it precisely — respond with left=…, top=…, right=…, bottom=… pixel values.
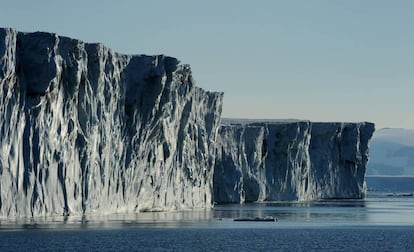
left=367, top=128, right=414, bottom=175
left=371, top=128, right=414, bottom=147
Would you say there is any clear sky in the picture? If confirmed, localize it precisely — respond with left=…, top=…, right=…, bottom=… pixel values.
left=1, top=0, right=413, bottom=129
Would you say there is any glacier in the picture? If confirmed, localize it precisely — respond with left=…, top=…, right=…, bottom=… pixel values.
left=0, top=28, right=223, bottom=217
left=213, top=119, right=375, bottom=203
left=0, top=28, right=375, bottom=218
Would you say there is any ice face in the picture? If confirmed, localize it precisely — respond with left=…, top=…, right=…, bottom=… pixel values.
left=213, top=120, right=375, bottom=203
left=0, top=28, right=375, bottom=218
left=0, top=28, right=223, bottom=217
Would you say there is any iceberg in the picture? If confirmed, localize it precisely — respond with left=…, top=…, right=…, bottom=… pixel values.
left=0, top=28, right=223, bottom=217
left=0, top=28, right=375, bottom=218
left=213, top=119, right=375, bottom=203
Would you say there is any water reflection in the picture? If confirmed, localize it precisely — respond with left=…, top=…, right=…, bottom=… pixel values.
left=1, top=195, right=413, bottom=230
left=0, top=209, right=216, bottom=230
left=213, top=199, right=368, bottom=224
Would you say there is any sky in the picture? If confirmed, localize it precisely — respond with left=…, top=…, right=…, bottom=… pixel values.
left=1, top=0, right=413, bottom=129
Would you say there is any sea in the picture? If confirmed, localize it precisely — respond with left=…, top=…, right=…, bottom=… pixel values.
left=1, top=176, right=413, bottom=251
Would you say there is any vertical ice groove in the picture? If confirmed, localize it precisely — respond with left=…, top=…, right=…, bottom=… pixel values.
left=0, top=28, right=223, bottom=217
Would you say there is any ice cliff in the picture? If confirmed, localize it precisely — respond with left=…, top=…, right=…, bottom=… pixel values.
left=0, top=28, right=223, bottom=217
left=214, top=119, right=375, bottom=203
left=0, top=28, right=375, bottom=218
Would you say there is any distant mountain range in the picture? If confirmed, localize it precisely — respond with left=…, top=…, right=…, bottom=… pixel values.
left=367, top=128, right=414, bottom=176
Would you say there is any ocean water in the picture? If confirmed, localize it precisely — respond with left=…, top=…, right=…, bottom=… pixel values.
left=1, top=226, right=414, bottom=251
left=366, top=176, right=414, bottom=193
left=1, top=178, right=414, bottom=251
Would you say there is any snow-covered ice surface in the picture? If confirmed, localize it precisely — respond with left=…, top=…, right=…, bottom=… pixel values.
left=0, top=28, right=375, bottom=218
left=214, top=120, right=375, bottom=203
left=0, top=28, right=223, bottom=217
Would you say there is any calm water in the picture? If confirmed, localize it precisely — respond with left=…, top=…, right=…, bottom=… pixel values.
left=366, top=176, right=414, bottom=193
left=1, top=226, right=414, bottom=251
left=1, top=191, right=414, bottom=251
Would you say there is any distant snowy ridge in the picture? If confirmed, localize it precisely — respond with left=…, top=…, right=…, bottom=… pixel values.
left=372, top=128, right=414, bottom=147
left=214, top=120, right=375, bottom=203
left=367, top=128, right=414, bottom=175
left=0, top=28, right=223, bottom=217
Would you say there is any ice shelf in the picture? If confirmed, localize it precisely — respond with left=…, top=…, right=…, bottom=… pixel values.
left=0, top=28, right=374, bottom=217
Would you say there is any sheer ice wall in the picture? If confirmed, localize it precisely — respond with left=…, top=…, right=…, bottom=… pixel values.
left=214, top=120, right=375, bottom=203
left=0, top=28, right=223, bottom=217
left=0, top=27, right=376, bottom=217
